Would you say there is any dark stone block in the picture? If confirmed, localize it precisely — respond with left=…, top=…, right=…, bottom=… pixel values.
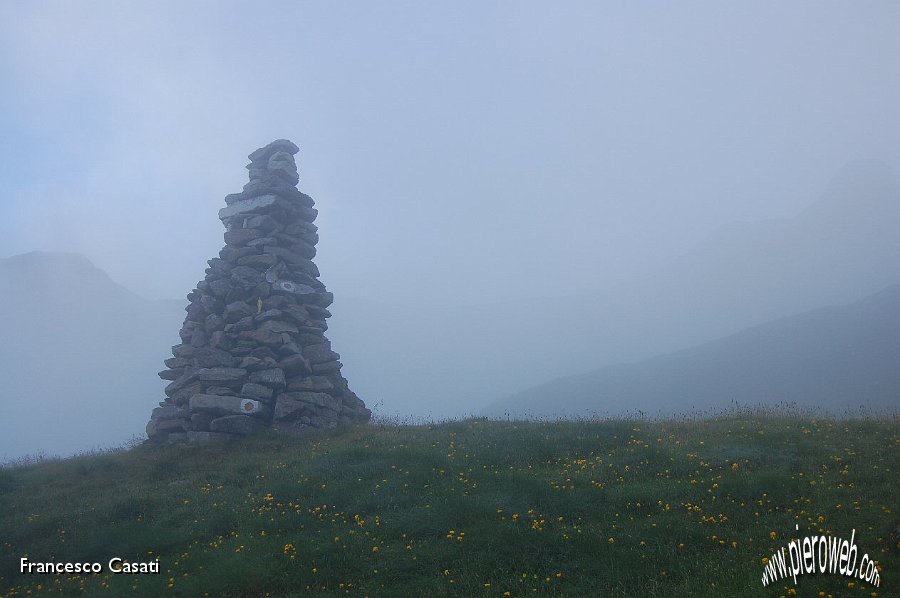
left=229, top=345, right=253, bottom=357
left=208, top=330, right=233, bottom=351
left=230, top=315, right=255, bottom=332
left=172, top=344, right=193, bottom=358
left=170, top=381, right=204, bottom=406
left=298, top=232, right=318, bottom=246
left=243, top=214, right=279, bottom=233
left=238, top=356, right=265, bottom=370
left=219, top=194, right=292, bottom=222
left=249, top=346, right=278, bottom=360
left=190, top=412, right=215, bottom=431
left=263, top=246, right=320, bottom=277
left=278, top=342, right=301, bottom=357
left=246, top=236, right=278, bottom=248
left=200, top=294, right=224, bottom=314
left=249, top=368, right=285, bottom=389
left=220, top=245, right=258, bottom=264
left=195, top=367, right=247, bottom=384
left=190, top=329, right=207, bottom=347
left=165, top=357, right=191, bottom=369
left=207, top=257, right=229, bottom=272
left=255, top=309, right=285, bottom=322
left=308, top=291, right=334, bottom=308
left=224, top=228, right=261, bottom=246
left=326, top=374, right=349, bottom=393
left=284, top=221, right=317, bottom=236
left=178, top=326, right=194, bottom=343
left=231, top=265, right=263, bottom=288
left=290, top=240, right=316, bottom=259
left=278, top=353, right=311, bottom=376
left=165, top=370, right=200, bottom=397
left=224, top=301, right=254, bottom=323
left=297, top=332, right=324, bottom=346
left=237, top=254, right=278, bottom=268
left=262, top=294, right=292, bottom=309
left=204, top=386, right=237, bottom=396
left=248, top=139, right=299, bottom=162
left=311, top=360, right=342, bottom=374
left=281, top=304, right=311, bottom=323
left=151, top=405, right=185, bottom=421
left=158, top=368, right=183, bottom=381
left=294, top=206, right=318, bottom=223
left=259, top=319, right=298, bottom=334
left=302, top=342, right=337, bottom=364
left=239, top=328, right=284, bottom=347
left=305, top=305, right=332, bottom=320
left=241, top=382, right=274, bottom=401
left=157, top=418, right=190, bottom=433
left=185, top=301, right=208, bottom=323
left=252, top=282, right=272, bottom=300
left=191, top=394, right=267, bottom=417
left=191, top=347, right=236, bottom=368
left=204, top=314, right=225, bottom=333
left=208, top=278, right=231, bottom=298
left=286, top=376, right=333, bottom=393
left=224, top=286, right=250, bottom=304
left=274, top=391, right=338, bottom=421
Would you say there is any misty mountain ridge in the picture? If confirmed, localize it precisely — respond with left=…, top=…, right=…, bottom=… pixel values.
left=0, top=251, right=183, bottom=461
left=1, top=250, right=136, bottom=303
left=331, top=160, right=900, bottom=416
left=485, top=282, right=900, bottom=418
left=0, top=162, right=897, bottom=458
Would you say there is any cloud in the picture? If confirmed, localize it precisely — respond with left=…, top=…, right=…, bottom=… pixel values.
left=0, top=1, right=897, bottom=303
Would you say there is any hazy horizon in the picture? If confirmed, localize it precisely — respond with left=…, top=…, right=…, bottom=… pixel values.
left=1, top=2, right=898, bottom=459
left=1, top=2, right=898, bottom=306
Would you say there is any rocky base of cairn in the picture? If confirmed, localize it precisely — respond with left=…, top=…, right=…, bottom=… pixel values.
left=146, top=139, right=370, bottom=444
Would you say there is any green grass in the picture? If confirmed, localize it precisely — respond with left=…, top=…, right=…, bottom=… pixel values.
left=1, top=416, right=897, bottom=597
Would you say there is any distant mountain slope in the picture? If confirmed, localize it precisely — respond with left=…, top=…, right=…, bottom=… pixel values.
left=332, top=161, right=900, bottom=416
left=0, top=252, right=183, bottom=460
left=485, top=283, right=900, bottom=418
left=0, top=251, right=136, bottom=303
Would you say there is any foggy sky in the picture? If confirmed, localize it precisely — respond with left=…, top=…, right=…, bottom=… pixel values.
left=1, top=2, right=897, bottom=307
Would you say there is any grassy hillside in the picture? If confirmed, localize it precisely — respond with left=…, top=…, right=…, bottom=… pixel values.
left=1, top=415, right=897, bottom=597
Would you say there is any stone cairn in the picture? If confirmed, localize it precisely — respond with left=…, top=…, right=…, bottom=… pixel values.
left=146, top=139, right=371, bottom=443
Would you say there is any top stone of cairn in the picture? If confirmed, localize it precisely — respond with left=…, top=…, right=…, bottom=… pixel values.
left=245, top=139, right=301, bottom=189
left=248, top=139, right=300, bottom=162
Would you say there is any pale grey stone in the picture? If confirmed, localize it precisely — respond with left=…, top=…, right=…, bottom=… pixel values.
left=218, top=195, right=288, bottom=221
left=189, top=394, right=266, bottom=416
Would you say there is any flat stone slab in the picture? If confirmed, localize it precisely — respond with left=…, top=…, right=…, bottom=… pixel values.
left=248, top=139, right=299, bottom=162
left=249, top=368, right=286, bottom=388
left=219, top=195, right=290, bottom=221
left=240, top=382, right=274, bottom=401
left=195, top=367, right=247, bottom=383
left=190, top=394, right=266, bottom=416
left=287, top=376, right=334, bottom=393
left=273, top=280, right=316, bottom=295
left=275, top=391, right=340, bottom=421
left=302, top=342, right=338, bottom=364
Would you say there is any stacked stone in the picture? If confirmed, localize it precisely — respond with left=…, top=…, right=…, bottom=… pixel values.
left=146, top=139, right=370, bottom=443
